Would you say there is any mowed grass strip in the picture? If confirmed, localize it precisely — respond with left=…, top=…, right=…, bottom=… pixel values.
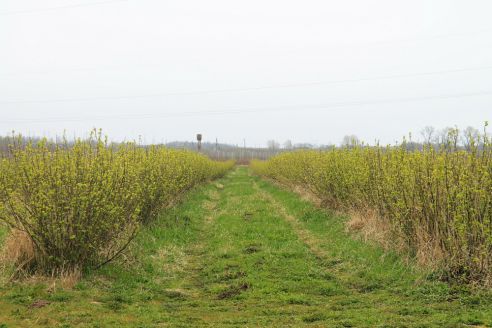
left=175, top=167, right=353, bottom=326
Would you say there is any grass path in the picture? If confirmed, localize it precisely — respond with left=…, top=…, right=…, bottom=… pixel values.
left=1, top=167, right=492, bottom=327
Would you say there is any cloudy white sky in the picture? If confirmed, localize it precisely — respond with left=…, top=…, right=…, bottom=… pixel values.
left=1, top=0, right=491, bottom=146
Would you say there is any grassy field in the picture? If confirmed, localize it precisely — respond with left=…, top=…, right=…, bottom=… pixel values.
left=1, top=167, right=492, bottom=327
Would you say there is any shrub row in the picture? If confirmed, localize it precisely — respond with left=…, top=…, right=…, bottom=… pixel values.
left=251, top=128, right=492, bottom=284
left=0, top=131, right=233, bottom=274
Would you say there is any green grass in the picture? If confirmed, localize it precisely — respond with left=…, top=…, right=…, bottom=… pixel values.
left=1, top=166, right=492, bottom=327
left=0, top=224, right=6, bottom=246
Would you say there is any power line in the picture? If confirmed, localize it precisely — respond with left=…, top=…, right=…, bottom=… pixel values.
left=2, top=65, right=492, bottom=105
left=352, top=28, right=492, bottom=48
left=2, top=28, right=491, bottom=79
left=0, top=0, right=127, bottom=16
left=2, top=89, right=491, bottom=124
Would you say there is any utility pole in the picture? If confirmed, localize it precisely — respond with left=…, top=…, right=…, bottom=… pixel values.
left=215, top=138, right=219, bottom=160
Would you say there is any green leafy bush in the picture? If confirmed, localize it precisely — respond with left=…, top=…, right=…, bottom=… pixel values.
left=0, top=131, right=233, bottom=274
left=251, top=126, right=492, bottom=284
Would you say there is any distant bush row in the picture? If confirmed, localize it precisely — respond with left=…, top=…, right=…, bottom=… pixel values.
left=0, top=131, right=233, bottom=274
left=251, top=126, right=492, bottom=285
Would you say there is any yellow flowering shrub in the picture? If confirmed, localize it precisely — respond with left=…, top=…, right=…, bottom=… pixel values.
left=0, top=131, right=233, bottom=274
left=252, top=128, right=492, bottom=283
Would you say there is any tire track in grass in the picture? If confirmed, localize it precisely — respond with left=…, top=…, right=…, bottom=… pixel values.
left=253, top=178, right=392, bottom=295
left=252, top=178, right=414, bottom=303
left=252, top=179, right=437, bottom=327
left=174, top=168, right=355, bottom=327
left=253, top=181, right=331, bottom=265
left=157, top=182, right=225, bottom=317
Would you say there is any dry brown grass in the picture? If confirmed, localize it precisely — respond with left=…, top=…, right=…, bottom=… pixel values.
left=345, top=208, right=394, bottom=249
left=0, top=229, right=82, bottom=287
left=45, top=268, right=82, bottom=290
left=0, top=229, right=35, bottom=275
left=413, top=226, right=446, bottom=271
left=292, top=185, right=323, bottom=207
left=345, top=207, right=446, bottom=271
left=6, top=268, right=83, bottom=292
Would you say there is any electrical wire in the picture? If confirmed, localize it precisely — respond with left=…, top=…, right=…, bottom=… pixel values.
left=2, top=65, right=492, bottom=105
left=2, top=89, right=491, bottom=124
left=0, top=0, right=127, bottom=16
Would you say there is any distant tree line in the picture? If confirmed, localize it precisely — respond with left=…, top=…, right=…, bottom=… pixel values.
left=0, top=124, right=488, bottom=161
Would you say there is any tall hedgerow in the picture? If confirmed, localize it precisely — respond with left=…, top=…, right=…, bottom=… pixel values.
left=0, top=131, right=233, bottom=274
left=251, top=126, right=492, bottom=284
left=136, top=146, right=233, bottom=223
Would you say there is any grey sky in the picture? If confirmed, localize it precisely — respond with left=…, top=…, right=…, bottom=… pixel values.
left=1, top=0, right=491, bottom=146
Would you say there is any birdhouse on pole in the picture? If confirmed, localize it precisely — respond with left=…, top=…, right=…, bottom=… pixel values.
left=196, top=134, right=202, bottom=152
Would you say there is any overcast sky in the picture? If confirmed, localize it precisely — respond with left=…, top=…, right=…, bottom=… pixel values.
left=1, top=0, right=491, bottom=146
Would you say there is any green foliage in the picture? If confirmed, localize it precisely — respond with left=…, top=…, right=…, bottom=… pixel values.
left=136, top=145, right=233, bottom=223
left=2, top=168, right=492, bottom=327
left=251, top=127, right=492, bottom=284
left=0, top=130, right=233, bottom=274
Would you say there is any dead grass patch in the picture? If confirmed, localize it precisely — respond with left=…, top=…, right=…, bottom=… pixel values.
left=0, top=229, right=36, bottom=278
left=345, top=207, right=446, bottom=271
left=345, top=208, right=394, bottom=250
left=1, top=230, right=94, bottom=288
left=292, top=185, right=323, bottom=207
left=413, top=226, right=446, bottom=271
left=5, top=268, right=82, bottom=291
left=44, top=268, right=82, bottom=290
